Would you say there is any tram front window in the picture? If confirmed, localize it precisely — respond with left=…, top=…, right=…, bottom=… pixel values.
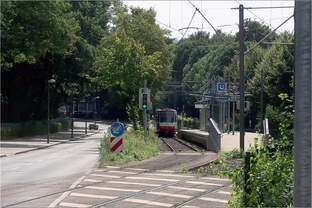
left=159, top=112, right=175, bottom=123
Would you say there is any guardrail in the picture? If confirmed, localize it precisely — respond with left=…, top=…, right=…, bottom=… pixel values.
left=207, top=118, right=222, bottom=152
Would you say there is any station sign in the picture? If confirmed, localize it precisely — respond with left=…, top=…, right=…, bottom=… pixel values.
left=217, top=83, right=227, bottom=92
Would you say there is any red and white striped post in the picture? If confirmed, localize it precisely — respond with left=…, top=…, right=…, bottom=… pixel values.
left=110, top=136, right=123, bottom=153
left=110, top=122, right=125, bottom=154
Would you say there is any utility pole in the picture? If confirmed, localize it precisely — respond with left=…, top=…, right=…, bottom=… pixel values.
left=144, top=80, right=147, bottom=144
left=294, top=0, right=311, bottom=206
left=239, top=4, right=245, bottom=151
left=260, top=68, right=264, bottom=133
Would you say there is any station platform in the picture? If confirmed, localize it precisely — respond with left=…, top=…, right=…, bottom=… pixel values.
left=179, top=129, right=262, bottom=152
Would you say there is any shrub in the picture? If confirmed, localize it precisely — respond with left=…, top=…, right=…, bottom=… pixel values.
left=99, top=129, right=161, bottom=166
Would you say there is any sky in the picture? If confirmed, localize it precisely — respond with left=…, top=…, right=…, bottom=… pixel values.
left=123, top=0, right=295, bottom=40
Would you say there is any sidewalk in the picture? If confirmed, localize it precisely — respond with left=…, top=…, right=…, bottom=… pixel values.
left=0, top=128, right=99, bottom=158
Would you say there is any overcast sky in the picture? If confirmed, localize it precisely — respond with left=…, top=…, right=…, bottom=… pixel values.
left=123, top=1, right=295, bottom=40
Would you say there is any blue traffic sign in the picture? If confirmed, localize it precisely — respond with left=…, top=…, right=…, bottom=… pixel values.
left=217, top=83, right=227, bottom=92
left=110, top=122, right=125, bottom=137
left=205, top=89, right=212, bottom=94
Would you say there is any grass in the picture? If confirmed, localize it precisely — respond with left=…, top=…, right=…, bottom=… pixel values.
left=99, top=129, right=161, bottom=166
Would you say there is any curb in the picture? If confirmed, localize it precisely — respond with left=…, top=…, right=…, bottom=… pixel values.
left=0, top=131, right=100, bottom=158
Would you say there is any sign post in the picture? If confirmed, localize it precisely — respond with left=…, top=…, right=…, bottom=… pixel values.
left=110, top=122, right=125, bottom=153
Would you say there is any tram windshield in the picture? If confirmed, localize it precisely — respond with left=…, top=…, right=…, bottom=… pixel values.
left=158, top=111, right=176, bottom=123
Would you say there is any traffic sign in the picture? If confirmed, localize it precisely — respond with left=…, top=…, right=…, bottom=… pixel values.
left=110, top=136, right=123, bottom=153
left=217, top=83, right=227, bottom=92
left=205, top=89, right=212, bottom=95
left=110, top=122, right=125, bottom=137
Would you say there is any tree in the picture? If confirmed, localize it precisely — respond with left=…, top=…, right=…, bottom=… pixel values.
left=95, top=30, right=171, bottom=128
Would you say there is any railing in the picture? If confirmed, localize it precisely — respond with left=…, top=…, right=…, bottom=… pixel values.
left=207, top=118, right=222, bottom=152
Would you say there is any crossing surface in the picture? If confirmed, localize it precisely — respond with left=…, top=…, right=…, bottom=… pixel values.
left=51, top=166, right=232, bottom=208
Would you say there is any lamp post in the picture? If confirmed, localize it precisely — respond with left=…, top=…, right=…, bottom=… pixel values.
left=47, top=79, right=56, bottom=144
left=94, top=96, right=100, bottom=125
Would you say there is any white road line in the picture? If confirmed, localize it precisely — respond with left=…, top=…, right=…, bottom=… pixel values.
left=186, top=181, right=223, bottom=186
left=84, top=178, right=102, bottom=183
left=70, top=192, right=116, bottom=199
left=105, top=166, right=120, bottom=169
left=48, top=176, right=86, bottom=208
left=168, top=186, right=206, bottom=192
left=218, top=190, right=231, bottom=195
left=125, top=198, right=172, bottom=207
left=145, top=173, right=194, bottom=178
left=201, top=177, right=231, bottom=182
left=148, top=191, right=192, bottom=199
left=91, top=174, right=121, bottom=178
left=59, top=202, right=89, bottom=208
left=199, top=197, right=228, bottom=203
left=125, top=168, right=147, bottom=171
left=126, top=176, right=179, bottom=182
left=107, top=170, right=137, bottom=174
left=156, top=170, right=175, bottom=173
left=85, top=186, right=141, bottom=192
left=107, top=181, right=159, bottom=187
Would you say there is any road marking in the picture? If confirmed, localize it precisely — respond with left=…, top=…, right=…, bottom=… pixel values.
left=84, top=178, right=102, bottom=183
left=108, top=170, right=137, bottom=174
left=124, top=198, right=172, bottom=207
left=125, top=167, right=147, bottom=171
left=156, top=170, right=175, bottom=173
left=48, top=176, right=86, bottom=208
left=70, top=192, right=116, bottom=199
left=199, top=197, right=228, bottom=203
left=105, top=166, right=120, bottom=169
left=145, top=173, right=194, bottom=178
left=85, top=186, right=141, bottom=192
left=148, top=191, right=192, bottom=199
left=201, top=177, right=231, bottom=182
left=91, top=174, right=121, bottom=178
left=59, top=202, right=89, bottom=208
left=107, top=181, right=159, bottom=187
left=126, top=176, right=179, bottom=182
left=186, top=181, right=223, bottom=186
left=168, top=186, right=206, bottom=192
left=218, top=190, right=231, bottom=195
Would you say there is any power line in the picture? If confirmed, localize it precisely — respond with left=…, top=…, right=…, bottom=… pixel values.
left=245, top=14, right=294, bottom=54
left=182, top=9, right=197, bottom=39
left=186, top=0, right=220, bottom=35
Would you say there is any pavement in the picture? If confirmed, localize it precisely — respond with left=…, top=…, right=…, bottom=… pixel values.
left=0, top=126, right=99, bottom=158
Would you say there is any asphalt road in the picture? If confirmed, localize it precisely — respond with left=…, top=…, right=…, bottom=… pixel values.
left=1, top=122, right=110, bottom=208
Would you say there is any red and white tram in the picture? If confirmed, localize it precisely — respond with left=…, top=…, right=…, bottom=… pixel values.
left=156, top=108, right=177, bottom=137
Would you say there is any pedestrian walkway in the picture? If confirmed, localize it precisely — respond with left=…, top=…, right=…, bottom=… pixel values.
left=0, top=126, right=99, bottom=158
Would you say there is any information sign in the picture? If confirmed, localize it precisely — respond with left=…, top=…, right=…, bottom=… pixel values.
left=110, top=122, right=125, bottom=137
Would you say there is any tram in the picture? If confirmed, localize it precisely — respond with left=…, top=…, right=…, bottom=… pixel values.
left=156, top=108, right=177, bottom=137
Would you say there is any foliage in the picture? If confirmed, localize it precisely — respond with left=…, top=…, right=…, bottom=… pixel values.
left=99, top=129, right=161, bottom=166
left=1, top=1, right=112, bottom=122
left=212, top=120, right=294, bottom=207
left=1, top=118, right=71, bottom=139
left=177, top=115, right=200, bottom=129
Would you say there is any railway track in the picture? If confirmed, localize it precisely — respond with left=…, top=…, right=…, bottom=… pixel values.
left=161, top=136, right=201, bottom=152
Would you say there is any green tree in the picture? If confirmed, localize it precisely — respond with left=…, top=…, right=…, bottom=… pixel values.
left=95, top=30, right=171, bottom=128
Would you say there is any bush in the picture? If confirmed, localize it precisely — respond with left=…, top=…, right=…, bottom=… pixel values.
left=213, top=136, right=293, bottom=207
left=178, top=115, right=200, bottom=129
left=99, top=129, right=161, bottom=166
left=1, top=118, right=71, bottom=139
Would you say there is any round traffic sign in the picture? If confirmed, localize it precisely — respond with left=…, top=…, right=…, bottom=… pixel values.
left=110, top=122, right=125, bottom=137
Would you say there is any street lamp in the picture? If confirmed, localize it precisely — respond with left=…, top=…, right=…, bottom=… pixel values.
left=94, top=96, right=100, bottom=125
left=47, top=79, right=56, bottom=144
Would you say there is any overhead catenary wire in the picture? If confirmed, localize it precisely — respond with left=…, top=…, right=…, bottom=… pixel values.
left=245, top=14, right=294, bottom=54
left=182, top=9, right=197, bottom=39
left=186, top=0, right=220, bottom=35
